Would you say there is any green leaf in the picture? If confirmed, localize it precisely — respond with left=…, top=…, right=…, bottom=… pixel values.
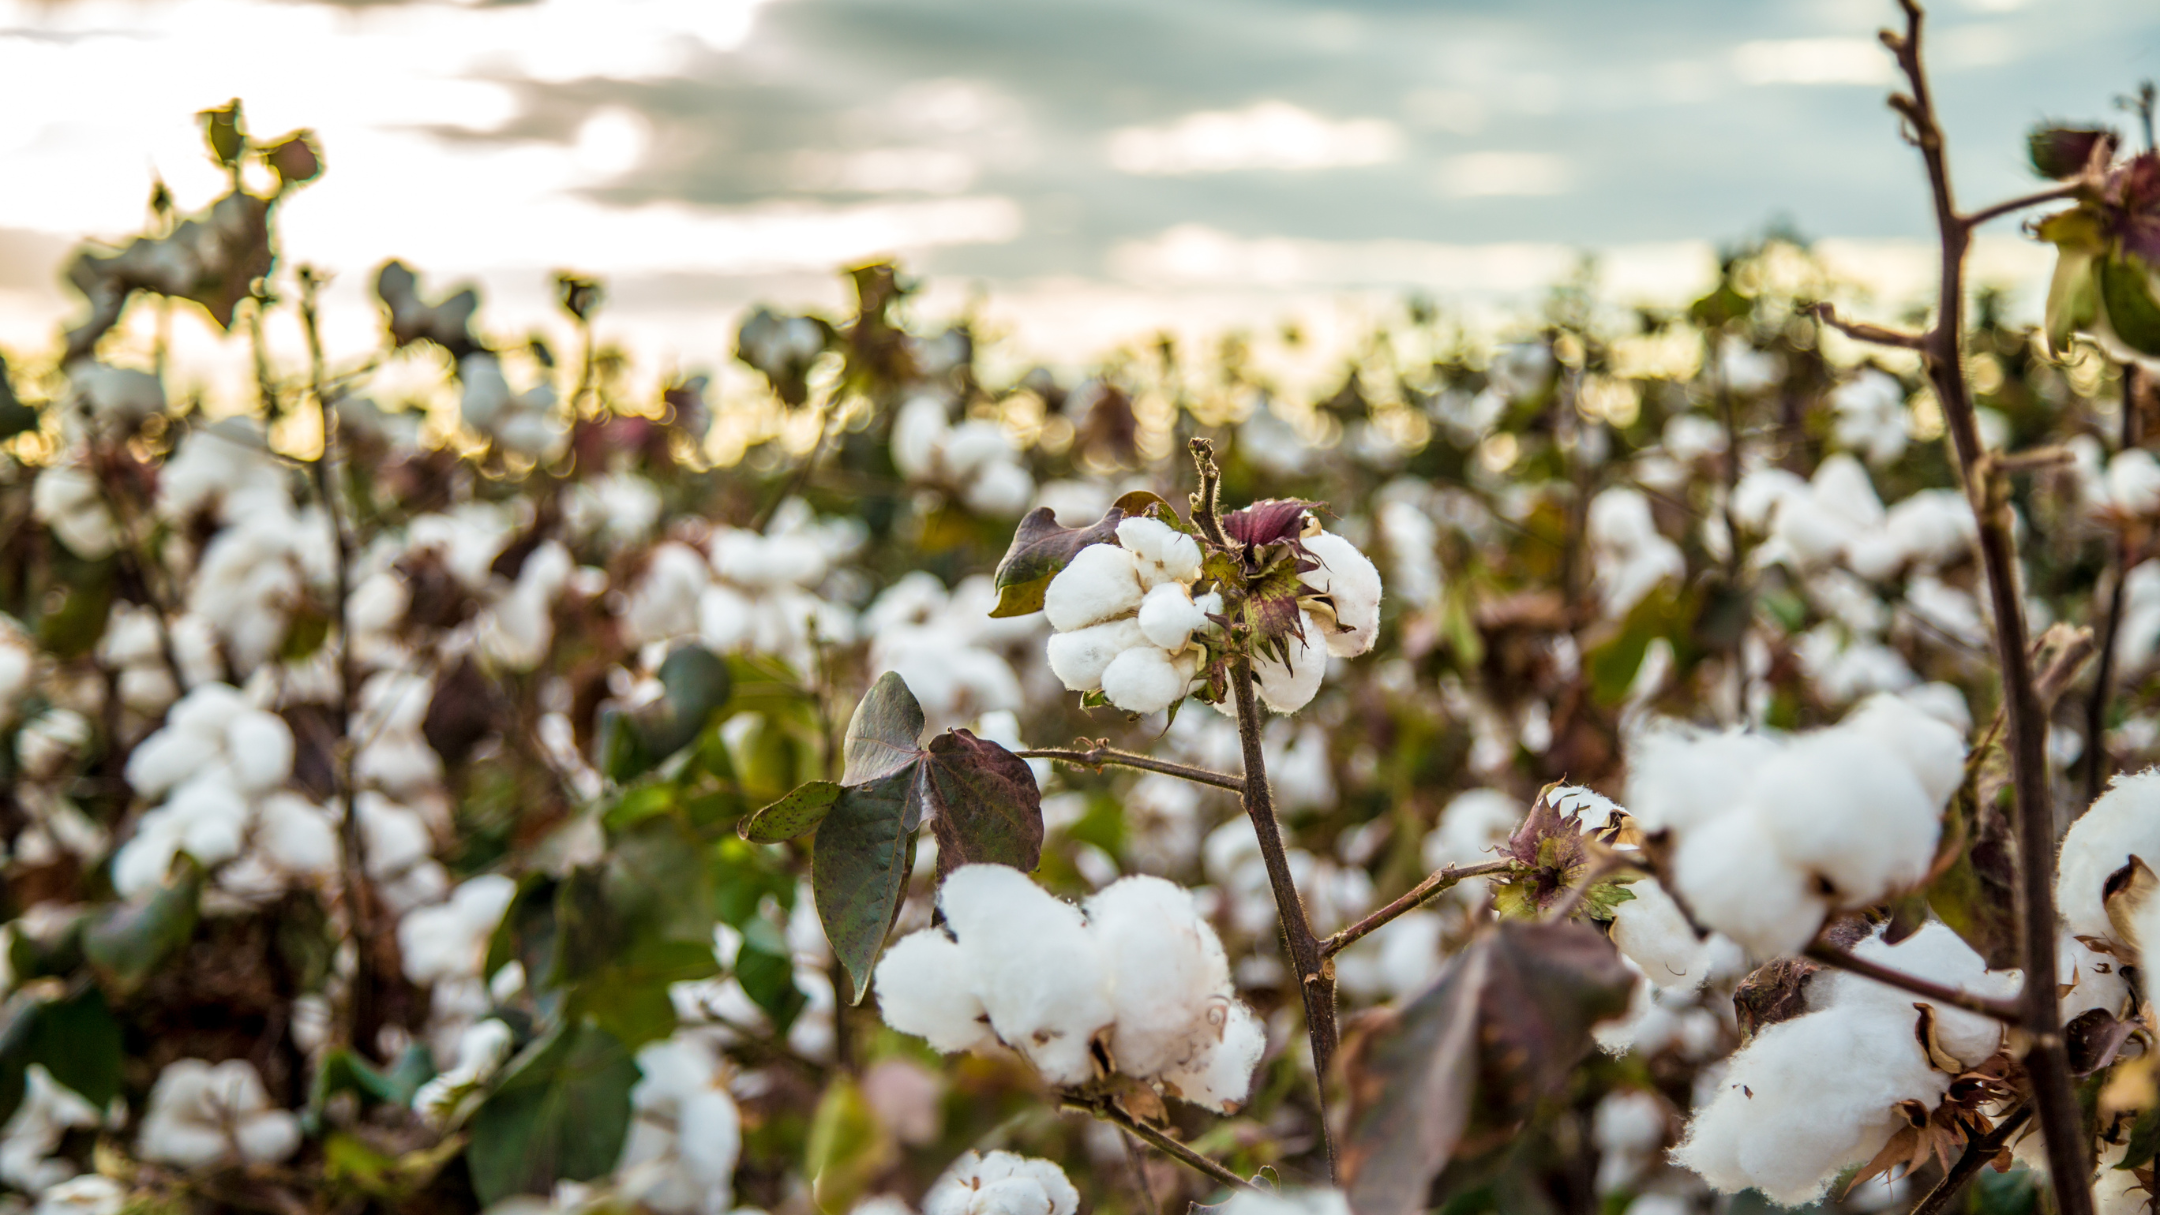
left=742, top=781, right=843, bottom=843
left=2100, top=254, right=2160, bottom=357
left=198, top=99, right=246, bottom=167
left=735, top=941, right=807, bottom=1033
left=842, top=671, right=926, bottom=785
left=812, top=769, right=917, bottom=1006
left=466, top=1020, right=639, bottom=1205
left=308, top=1045, right=432, bottom=1132
left=83, top=857, right=203, bottom=996
left=604, top=644, right=734, bottom=782
left=24, top=984, right=120, bottom=1107
left=988, top=506, right=1125, bottom=618
left=0, top=355, right=36, bottom=441
left=1337, top=921, right=1637, bottom=1215
left=805, top=1075, right=895, bottom=1214
left=36, top=562, right=115, bottom=661
left=553, top=818, right=720, bottom=1048
left=922, top=730, right=1043, bottom=881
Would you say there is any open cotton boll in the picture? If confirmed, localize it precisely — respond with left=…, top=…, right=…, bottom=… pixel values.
left=1100, top=645, right=1194, bottom=715
left=1609, top=879, right=1710, bottom=991
left=1204, top=1188, right=1351, bottom=1215
left=2061, top=933, right=2131, bottom=1021
left=1157, top=998, right=1267, bottom=1113
left=399, top=874, right=517, bottom=986
left=223, top=710, right=294, bottom=795
left=254, top=794, right=339, bottom=877
left=1821, top=924, right=2017, bottom=1068
left=1045, top=618, right=1148, bottom=693
left=1043, top=543, right=1145, bottom=632
left=457, top=353, right=513, bottom=430
left=923, top=1151, right=1079, bottom=1215
left=1253, top=611, right=1327, bottom=713
left=1138, top=583, right=1212, bottom=650
left=1732, top=468, right=1805, bottom=530
left=1671, top=808, right=1825, bottom=958
left=138, top=1059, right=300, bottom=1168
left=1842, top=693, right=1967, bottom=808
left=874, top=930, right=997, bottom=1054
left=2056, top=770, right=2160, bottom=942
left=1752, top=732, right=1937, bottom=904
left=624, top=543, right=711, bottom=644
left=2111, top=450, right=2160, bottom=515
left=1116, top=517, right=1203, bottom=588
left=1302, top=531, right=1383, bottom=656
left=938, top=865, right=1114, bottom=1087
left=1622, top=727, right=1779, bottom=834
left=1084, top=876, right=1236, bottom=1080
left=1673, top=1001, right=1948, bottom=1206
left=32, top=464, right=119, bottom=560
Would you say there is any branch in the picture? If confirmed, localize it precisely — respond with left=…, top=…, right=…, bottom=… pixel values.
left=1803, top=943, right=2020, bottom=1024
left=2088, top=367, right=2141, bottom=802
left=1908, top=1104, right=2032, bottom=1215
left=1877, top=4, right=2092, bottom=1209
left=1321, top=860, right=1519, bottom=957
left=1229, top=655, right=1338, bottom=1180
left=1961, top=181, right=2086, bottom=230
left=1066, top=1095, right=1262, bottom=1195
left=1809, top=302, right=1926, bottom=350
left=1014, top=746, right=1245, bottom=793
left=1187, top=437, right=1235, bottom=551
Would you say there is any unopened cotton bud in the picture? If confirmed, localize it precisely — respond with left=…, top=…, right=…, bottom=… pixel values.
left=1137, top=583, right=1210, bottom=650
left=1100, top=644, right=1193, bottom=715
left=1302, top=531, right=1382, bottom=656
left=1043, top=544, right=1145, bottom=632
left=1046, top=617, right=1147, bottom=692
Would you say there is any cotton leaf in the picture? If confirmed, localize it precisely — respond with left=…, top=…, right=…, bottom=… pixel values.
left=990, top=506, right=1125, bottom=618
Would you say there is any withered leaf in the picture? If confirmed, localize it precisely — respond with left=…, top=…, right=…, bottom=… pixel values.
left=988, top=506, right=1124, bottom=618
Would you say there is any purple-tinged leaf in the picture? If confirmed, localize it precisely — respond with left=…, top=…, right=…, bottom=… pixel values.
left=923, top=730, right=1043, bottom=880
left=989, top=506, right=1125, bottom=618
left=1222, top=498, right=1314, bottom=548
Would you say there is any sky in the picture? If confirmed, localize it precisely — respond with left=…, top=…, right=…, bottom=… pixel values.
left=0, top=0, right=2157, bottom=395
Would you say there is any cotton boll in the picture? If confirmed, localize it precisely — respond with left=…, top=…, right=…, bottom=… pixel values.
left=254, top=793, right=339, bottom=877
left=1045, top=618, right=1147, bottom=693
left=1671, top=808, right=1825, bottom=958
left=1116, top=517, right=1203, bottom=588
left=1823, top=925, right=2017, bottom=1068
left=1084, top=876, right=1236, bottom=1080
left=874, top=930, right=996, bottom=1054
left=923, top=1151, right=1079, bottom=1215
left=1302, top=531, right=1382, bottom=656
left=2060, top=933, right=2131, bottom=1022
left=938, top=865, right=1113, bottom=1087
left=1043, top=544, right=1145, bottom=632
left=2056, top=769, right=2160, bottom=943
left=1843, top=693, right=1967, bottom=808
left=1609, top=879, right=1709, bottom=991
left=1622, top=727, right=1779, bottom=834
left=138, top=1059, right=299, bottom=1168
left=1137, top=583, right=1211, bottom=651
left=32, top=465, right=119, bottom=560
left=965, top=460, right=1036, bottom=517
left=1100, top=645, right=1192, bottom=715
left=1673, top=1002, right=1946, bottom=1205
left=1157, top=999, right=1266, bottom=1113
left=223, top=710, right=294, bottom=795
left=625, top=542, right=711, bottom=644
left=1752, top=731, right=1938, bottom=904
left=1732, top=467, right=1807, bottom=531
left=892, top=395, right=950, bottom=481
left=1253, top=612, right=1327, bottom=713
left=2111, top=450, right=2160, bottom=515
left=399, top=874, right=517, bottom=985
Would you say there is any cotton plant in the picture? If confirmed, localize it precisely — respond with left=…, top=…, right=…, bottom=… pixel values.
left=890, top=393, right=1037, bottom=516
left=619, top=500, right=861, bottom=674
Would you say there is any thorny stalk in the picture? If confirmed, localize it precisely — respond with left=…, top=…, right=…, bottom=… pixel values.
left=1841, top=5, right=2095, bottom=1205
left=1013, top=745, right=1246, bottom=794
left=1190, top=437, right=1340, bottom=1179
left=1319, top=860, right=1519, bottom=957
left=296, top=268, right=374, bottom=1051
left=1801, top=942, right=2021, bottom=1025
left=2087, top=366, right=2140, bottom=803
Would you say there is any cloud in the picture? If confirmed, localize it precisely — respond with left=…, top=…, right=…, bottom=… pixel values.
left=1731, top=38, right=1895, bottom=86
left=1437, top=152, right=1572, bottom=198
left=1106, top=101, right=1401, bottom=175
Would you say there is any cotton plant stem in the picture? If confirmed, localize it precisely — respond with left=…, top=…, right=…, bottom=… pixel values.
left=1070, top=1096, right=1261, bottom=1195
left=1321, top=860, right=1518, bottom=958
left=2086, top=365, right=2140, bottom=805
left=1801, top=943, right=2021, bottom=1025
left=1120, top=1129, right=1160, bottom=1215
left=1869, top=8, right=2092, bottom=1204
left=1228, top=656, right=1340, bottom=1180
left=1908, top=1104, right=2032, bottom=1215
left=1013, top=746, right=1246, bottom=794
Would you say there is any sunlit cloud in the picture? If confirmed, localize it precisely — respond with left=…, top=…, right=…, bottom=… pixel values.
left=1437, top=152, right=1573, bottom=198
left=791, top=148, right=979, bottom=194
left=1732, top=38, right=1895, bottom=85
left=1106, top=102, right=1400, bottom=175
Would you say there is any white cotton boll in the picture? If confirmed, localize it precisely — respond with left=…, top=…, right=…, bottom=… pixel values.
left=1100, top=645, right=1192, bottom=715
left=73, top=363, right=165, bottom=422
left=1623, top=727, right=1779, bottom=834
left=223, top=710, right=294, bottom=795
left=1137, top=583, right=1211, bottom=651
left=1302, top=531, right=1382, bottom=656
left=2060, top=933, right=2131, bottom=1022
left=874, top=930, right=996, bottom=1054
left=964, top=460, right=1036, bottom=517
left=2111, top=450, right=2160, bottom=515
left=1044, top=617, right=1147, bottom=693
left=1753, top=732, right=1938, bottom=904
left=138, top=1059, right=299, bottom=1168
left=35, top=1174, right=128, bottom=1215
left=1043, top=543, right=1145, bottom=632
left=1771, top=492, right=1857, bottom=566
left=711, top=526, right=829, bottom=590
left=1421, top=788, right=1521, bottom=898
left=624, top=542, right=710, bottom=644
left=1158, top=999, right=1266, bottom=1113
left=2056, top=769, right=2160, bottom=943
left=675, top=1088, right=743, bottom=1195
left=1116, top=517, right=1203, bottom=588
left=1843, top=693, right=1967, bottom=808
left=457, top=354, right=513, bottom=430
left=938, top=865, right=1114, bottom=1087
left=944, top=421, right=1014, bottom=481
left=358, top=793, right=433, bottom=877
left=1084, top=876, right=1235, bottom=1080
left=1823, top=925, right=2017, bottom=1068
left=1671, top=808, right=1825, bottom=959
left=0, top=1064, right=102, bottom=1194
left=924, top=1151, right=1079, bottom=1215
left=1609, top=879, right=1709, bottom=991
left=1731, top=467, right=1807, bottom=531
left=1253, top=612, right=1327, bottom=713
left=892, top=395, right=951, bottom=481
left=255, top=794, right=339, bottom=876
left=1899, top=681, right=1973, bottom=735
left=1673, top=1002, right=1946, bottom=1206
left=399, top=874, right=517, bottom=985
